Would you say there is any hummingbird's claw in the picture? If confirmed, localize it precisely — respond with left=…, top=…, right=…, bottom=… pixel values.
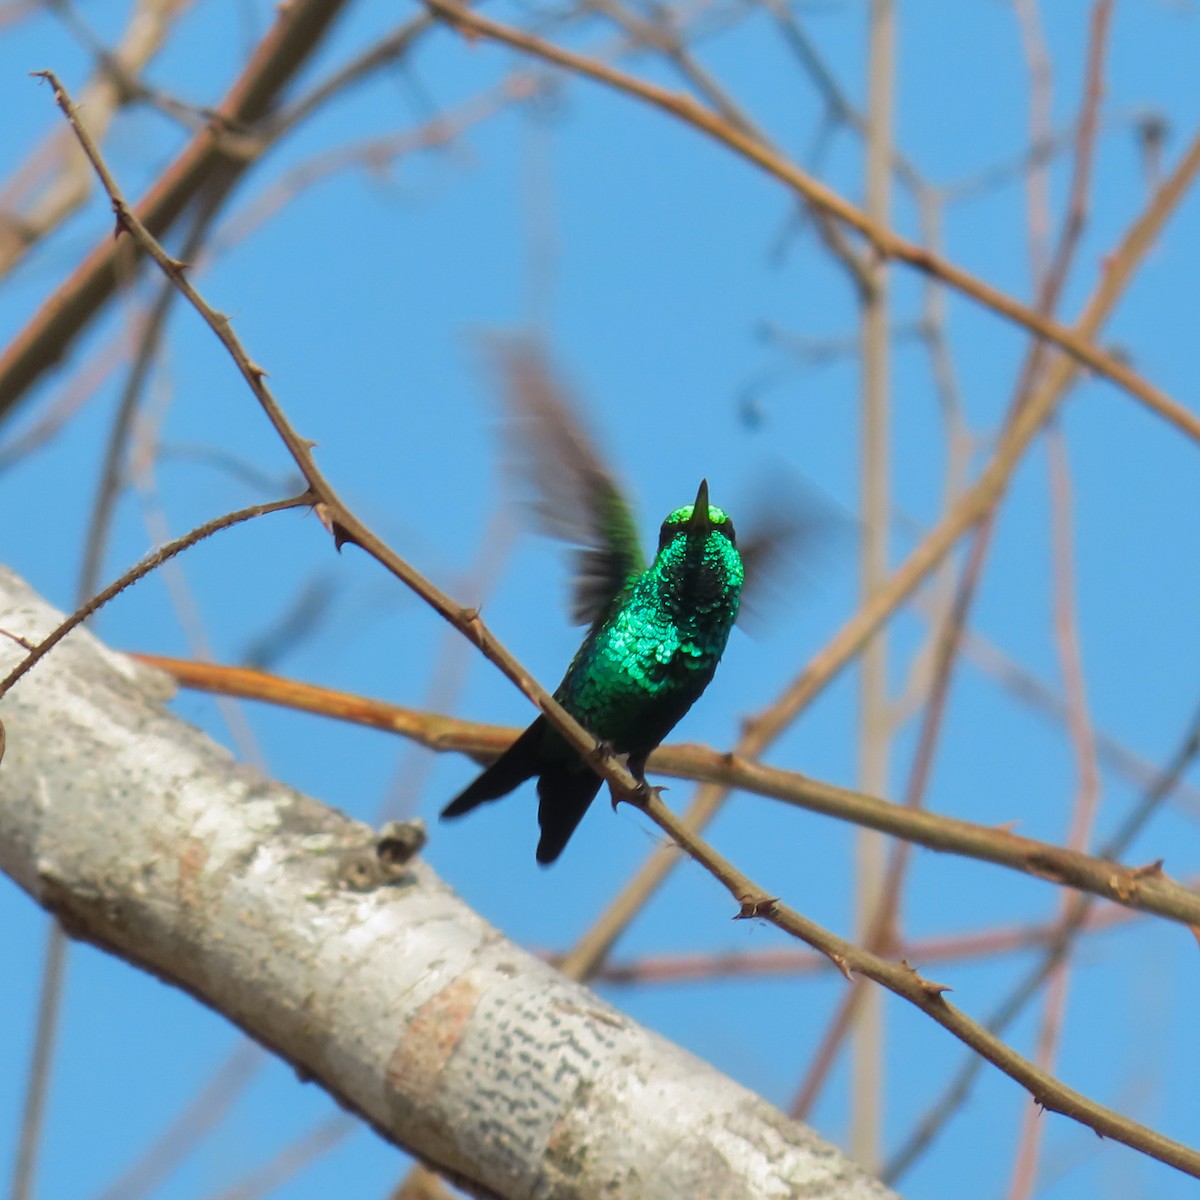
left=611, top=778, right=665, bottom=812
left=590, top=737, right=618, bottom=763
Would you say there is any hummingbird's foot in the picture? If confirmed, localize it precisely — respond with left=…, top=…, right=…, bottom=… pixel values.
left=626, top=752, right=650, bottom=787
left=589, top=737, right=619, bottom=765
left=590, top=740, right=631, bottom=787
left=611, top=777, right=665, bottom=813
left=613, top=752, right=664, bottom=809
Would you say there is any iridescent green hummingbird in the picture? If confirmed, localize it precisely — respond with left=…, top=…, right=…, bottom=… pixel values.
left=442, top=344, right=794, bottom=864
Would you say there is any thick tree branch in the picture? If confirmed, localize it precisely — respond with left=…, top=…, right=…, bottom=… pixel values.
left=0, top=568, right=896, bottom=1200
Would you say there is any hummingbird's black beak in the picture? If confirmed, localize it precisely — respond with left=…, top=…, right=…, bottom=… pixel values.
left=687, top=479, right=711, bottom=534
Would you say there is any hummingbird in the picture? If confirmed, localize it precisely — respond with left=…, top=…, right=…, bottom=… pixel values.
left=442, top=342, right=800, bottom=864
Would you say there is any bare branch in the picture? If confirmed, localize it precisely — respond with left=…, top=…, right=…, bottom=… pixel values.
left=420, top=0, right=1200, bottom=443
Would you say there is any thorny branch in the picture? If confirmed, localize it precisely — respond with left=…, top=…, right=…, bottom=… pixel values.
left=23, top=15, right=1200, bottom=1184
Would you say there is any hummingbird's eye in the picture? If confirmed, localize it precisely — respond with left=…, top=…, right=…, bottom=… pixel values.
left=716, top=518, right=737, bottom=546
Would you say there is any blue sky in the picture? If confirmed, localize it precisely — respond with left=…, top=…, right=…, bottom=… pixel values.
left=1, top=1, right=1198, bottom=1197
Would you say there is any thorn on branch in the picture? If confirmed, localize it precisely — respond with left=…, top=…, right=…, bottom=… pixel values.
left=1130, top=858, right=1165, bottom=879
left=314, top=502, right=354, bottom=551
left=457, top=606, right=487, bottom=650
left=826, top=951, right=852, bottom=981
left=734, top=893, right=779, bottom=921
left=902, top=960, right=952, bottom=1000
left=1112, top=875, right=1131, bottom=899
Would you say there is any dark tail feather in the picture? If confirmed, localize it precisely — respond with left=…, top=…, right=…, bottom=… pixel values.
left=535, top=766, right=603, bottom=865
left=442, top=717, right=546, bottom=819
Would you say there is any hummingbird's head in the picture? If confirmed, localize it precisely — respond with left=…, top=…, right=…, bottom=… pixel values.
left=657, top=478, right=737, bottom=551
left=651, top=479, right=744, bottom=621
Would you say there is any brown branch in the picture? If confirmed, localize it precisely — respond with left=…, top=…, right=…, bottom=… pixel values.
left=78, top=191, right=226, bottom=600
left=592, top=904, right=1137, bottom=986
left=1008, top=427, right=1105, bottom=1200
left=628, top=787, right=1200, bottom=1179
left=849, top=0, right=895, bottom=1168
left=884, top=698, right=1200, bottom=1183
left=0, top=0, right=192, bottom=279
left=421, top=0, right=1200, bottom=444
left=1021, top=20, right=1113, bottom=1190
left=0, top=496, right=308, bottom=701
left=802, top=0, right=1119, bottom=1135
left=0, top=0, right=351, bottom=418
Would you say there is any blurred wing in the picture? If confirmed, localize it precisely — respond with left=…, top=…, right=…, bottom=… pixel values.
left=487, top=338, right=646, bottom=627
left=737, top=472, right=839, bottom=632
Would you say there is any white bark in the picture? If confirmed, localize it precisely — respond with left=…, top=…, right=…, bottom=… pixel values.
left=0, top=568, right=897, bottom=1200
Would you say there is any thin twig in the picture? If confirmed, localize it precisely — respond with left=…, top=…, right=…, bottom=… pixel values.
left=0, top=0, right=191, bottom=279
left=1007, top=425, right=1102, bottom=1200
left=9, top=924, right=67, bottom=1200
left=79, top=187, right=226, bottom=600
left=884, top=699, right=1200, bottom=1183
left=850, top=0, right=894, bottom=1167
left=420, top=0, right=1200, bottom=443
left=0, top=494, right=308, bottom=699
left=592, top=903, right=1138, bottom=986
left=91, top=1042, right=263, bottom=1200
left=0, top=0, right=352, bottom=416
left=1006, top=7, right=1111, bottom=1194
left=630, top=787, right=1200, bottom=1178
